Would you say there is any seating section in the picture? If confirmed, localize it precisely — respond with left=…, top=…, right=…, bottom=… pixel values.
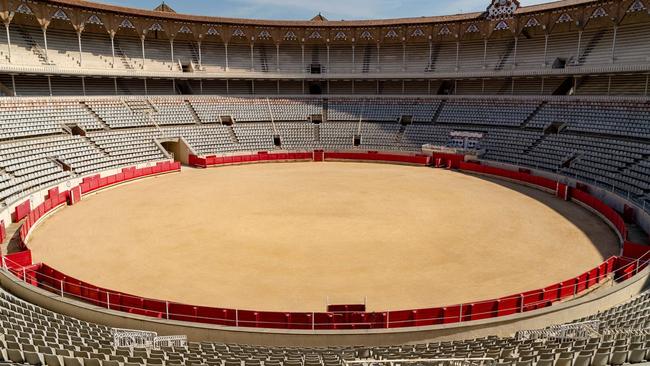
left=149, top=100, right=197, bottom=126
left=526, top=101, right=650, bottom=139
left=328, top=99, right=440, bottom=122
left=3, top=21, right=648, bottom=77
left=3, top=96, right=650, bottom=212
left=436, top=100, right=541, bottom=127
left=0, top=283, right=647, bottom=366
left=85, top=101, right=152, bottom=129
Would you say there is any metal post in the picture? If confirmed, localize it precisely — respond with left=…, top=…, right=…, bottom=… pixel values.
left=376, top=43, right=380, bottom=72
left=351, top=44, right=355, bottom=73
left=170, top=38, right=175, bottom=66
left=106, top=291, right=110, bottom=309
left=197, top=41, right=202, bottom=69
left=611, top=25, right=617, bottom=63
left=235, top=309, right=239, bottom=326
left=224, top=42, right=229, bottom=71
left=402, top=42, right=406, bottom=72
left=250, top=43, right=254, bottom=71
left=301, top=43, right=305, bottom=73
left=42, top=27, right=49, bottom=63
left=455, top=41, right=460, bottom=71
left=1, top=255, right=5, bottom=269
left=81, top=76, right=86, bottom=96
left=5, top=23, right=11, bottom=63
left=326, top=44, right=330, bottom=73
left=311, top=312, right=315, bottom=330
left=110, top=33, right=115, bottom=68
left=276, top=43, right=280, bottom=72
left=77, top=31, right=83, bottom=66
left=165, top=301, right=169, bottom=319
left=482, top=39, right=487, bottom=68
left=47, top=75, right=52, bottom=96
left=141, top=35, right=146, bottom=70
left=22, top=267, right=26, bottom=282
left=575, top=30, right=582, bottom=65
left=543, top=34, right=549, bottom=66
left=512, top=36, right=518, bottom=68
left=60, top=280, right=64, bottom=297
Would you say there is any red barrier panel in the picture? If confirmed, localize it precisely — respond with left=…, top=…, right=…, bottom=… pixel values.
left=468, top=301, right=498, bottom=321
left=623, top=241, right=650, bottom=259
left=496, top=295, right=520, bottom=317
left=432, top=153, right=464, bottom=169
left=13, top=200, right=31, bottom=223
left=324, top=152, right=429, bottom=165
left=5, top=250, right=32, bottom=269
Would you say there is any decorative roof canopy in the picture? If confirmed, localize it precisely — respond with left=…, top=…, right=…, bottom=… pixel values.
left=486, top=0, right=520, bottom=19
left=154, top=1, right=176, bottom=13
left=311, top=13, right=328, bottom=22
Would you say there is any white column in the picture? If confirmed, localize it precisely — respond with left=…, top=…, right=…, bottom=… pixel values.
left=575, top=30, right=583, bottom=65
left=512, top=36, right=518, bottom=68
left=110, top=33, right=116, bottom=68
left=47, top=75, right=52, bottom=96
left=611, top=25, right=618, bottom=63
left=326, top=44, right=330, bottom=73
left=197, top=41, right=202, bottom=68
left=140, top=35, right=146, bottom=70
left=455, top=41, right=460, bottom=71
left=224, top=42, right=229, bottom=71
left=482, top=39, right=488, bottom=69
left=42, top=27, right=49, bottom=63
left=250, top=43, right=254, bottom=71
left=77, top=31, right=83, bottom=67
left=428, top=41, right=433, bottom=71
left=170, top=38, right=175, bottom=65
left=351, top=44, right=355, bottom=73
left=376, top=43, right=381, bottom=72
left=301, top=44, right=305, bottom=73
left=5, top=23, right=12, bottom=63
left=276, top=43, right=280, bottom=71
left=543, top=34, right=549, bottom=66
left=402, top=42, right=406, bottom=72
left=81, top=76, right=86, bottom=96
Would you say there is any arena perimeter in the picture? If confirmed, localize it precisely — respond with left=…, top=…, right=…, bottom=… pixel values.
left=26, top=162, right=619, bottom=313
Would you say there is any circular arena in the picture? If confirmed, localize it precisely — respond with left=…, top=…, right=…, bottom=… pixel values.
left=0, top=0, right=647, bottom=362
left=27, top=163, right=618, bottom=312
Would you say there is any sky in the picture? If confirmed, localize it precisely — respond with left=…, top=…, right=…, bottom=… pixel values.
left=97, top=0, right=553, bottom=21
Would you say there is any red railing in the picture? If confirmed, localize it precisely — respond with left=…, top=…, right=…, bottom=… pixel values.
left=2, top=157, right=649, bottom=331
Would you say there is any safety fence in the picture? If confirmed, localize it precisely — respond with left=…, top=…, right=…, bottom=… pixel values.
left=2, top=157, right=649, bottom=331
left=189, top=151, right=431, bottom=168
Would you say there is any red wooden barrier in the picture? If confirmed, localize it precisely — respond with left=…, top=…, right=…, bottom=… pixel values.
left=13, top=200, right=30, bottom=223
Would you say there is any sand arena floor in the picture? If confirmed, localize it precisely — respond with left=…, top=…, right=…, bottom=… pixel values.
left=28, top=162, right=619, bottom=312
